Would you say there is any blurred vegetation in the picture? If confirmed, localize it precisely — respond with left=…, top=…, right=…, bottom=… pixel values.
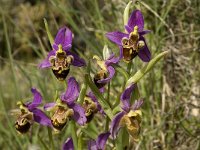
left=0, top=0, right=200, bottom=149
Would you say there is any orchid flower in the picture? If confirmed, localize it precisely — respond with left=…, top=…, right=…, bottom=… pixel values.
left=110, top=84, right=143, bottom=141
left=83, top=90, right=105, bottom=123
left=15, top=88, right=52, bottom=134
left=93, top=53, right=119, bottom=88
left=106, top=10, right=151, bottom=63
left=44, top=77, right=87, bottom=132
left=88, top=132, right=110, bottom=150
left=39, top=27, right=85, bottom=81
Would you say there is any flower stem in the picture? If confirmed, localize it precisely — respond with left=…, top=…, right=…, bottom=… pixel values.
left=70, top=121, right=78, bottom=150
left=116, top=128, right=129, bottom=150
left=47, top=127, right=55, bottom=150
left=127, top=61, right=132, bottom=76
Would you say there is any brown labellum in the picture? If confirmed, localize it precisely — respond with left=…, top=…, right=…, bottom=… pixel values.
left=93, top=70, right=107, bottom=88
left=122, top=47, right=138, bottom=62
left=51, top=106, right=74, bottom=131
left=15, top=113, right=33, bottom=134
left=52, top=68, right=70, bottom=81
left=83, top=97, right=98, bottom=123
left=49, top=49, right=73, bottom=81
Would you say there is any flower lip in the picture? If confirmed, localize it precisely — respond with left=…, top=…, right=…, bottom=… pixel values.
left=83, top=96, right=98, bottom=123
left=120, top=110, right=142, bottom=141
left=15, top=113, right=33, bottom=134
left=51, top=105, right=74, bottom=131
left=93, top=70, right=108, bottom=89
left=49, top=45, right=73, bottom=81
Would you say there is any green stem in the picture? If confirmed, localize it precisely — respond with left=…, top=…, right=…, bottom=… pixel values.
left=70, top=121, right=78, bottom=150
left=115, top=65, right=129, bottom=81
left=127, top=61, right=132, bottom=76
left=77, top=132, right=83, bottom=150
left=47, top=127, right=55, bottom=150
left=77, top=79, right=88, bottom=104
left=116, top=128, right=129, bottom=150
left=105, top=116, right=110, bottom=131
left=38, top=134, right=49, bottom=150
left=44, top=18, right=54, bottom=46
left=113, top=62, right=132, bottom=109
left=107, top=82, right=112, bottom=107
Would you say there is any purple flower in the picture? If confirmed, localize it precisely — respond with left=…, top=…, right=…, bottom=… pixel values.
left=62, top=138, right=74, bottom=150
left=83, top=89, right=105, bottom=123
left=110, top=84, right=143, bottom=141
left=88, top=132, right=110, bottom=150
left=39, top=27, right=86, bottom=81
left=93, top=53, right=119, bottom=88
left=106, top=10, right=151, bottom=63
left=44, top=77, right=87, bottom=132
left=15, top=88, right=52, bottom=134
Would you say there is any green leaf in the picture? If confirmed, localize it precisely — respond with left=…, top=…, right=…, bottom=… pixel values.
left=115, top=65, right=129, bottom=81
left=123, top=1, right=132, bottom=26
left=44, top=18, right=54, bottom=46
left=126, top=51, right=169, bottom=87
left=77, top=82, right=87, bottom=104
left=85, top=74, right=113, bottom=119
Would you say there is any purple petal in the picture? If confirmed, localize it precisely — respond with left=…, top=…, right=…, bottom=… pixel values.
left=139, top=30, right=151, bottom=36
left=88, top=140, right=97, bottom=150
left=38, top=50, right=56, bottom=69
left=54, top=27, right=72, bottom=51
left=61, top=77, right=80, bottom=105
left=31, top=108, right=52, bottom=127
left=44, top=102, right=56, bottom=111
left=105, top=54, right=120, bottom=66
left=62, top=138, right=74, bottom=150
left=69, top=103, right=87, bottom=125
left=125, top=25, right=132, bottom=33
left=97, top=66, right=115, bottom=84
left=120, top=84, right=136, bottom=112
left=66, top=51, right=86, bottom=67
left=127, top=10, right=144, bottom=32
left=132, top=99, right=144, bottom=110
left=96, top=132, right=110, bottom=149
left=27, top=88, right=42, bottom=111
left=138, top=36, right=151, bottom=62
left=110, top=111, right=125, bottom=138
left=106, top=31, right=128, bottom=46
left=53, top=44, right=72, bottom=51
